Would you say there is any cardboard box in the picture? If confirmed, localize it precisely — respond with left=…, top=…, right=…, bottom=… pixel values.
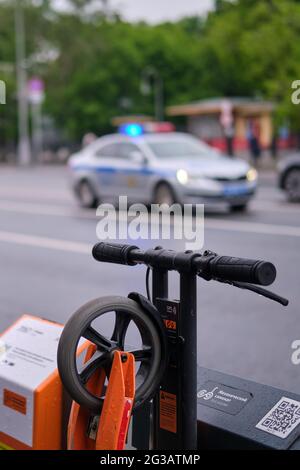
left=0, top=315, right=64, bottom=450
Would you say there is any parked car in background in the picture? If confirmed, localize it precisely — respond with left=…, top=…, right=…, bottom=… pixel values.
left=278, top=154, right=300, bottom=202
left=69, top=126, right=258, bottom=211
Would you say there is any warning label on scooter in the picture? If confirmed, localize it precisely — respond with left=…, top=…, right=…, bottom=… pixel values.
left=160, top=390, right=177, bottom=433
left=156, top=299, right=179, bottom=340
left=3, top=388, right=27, bottom=415
left=197, top=380, right=253, bottom=415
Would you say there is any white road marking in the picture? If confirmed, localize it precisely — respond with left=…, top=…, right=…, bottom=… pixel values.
left=0, top=197, right=297, bottom=220
left=0, top=200, right=94, bottom=218
left=0, top=223, right=299, bottom=259
left=250, top=200, right=300, bottom=213
left=0, top=187, right=71, bottom=202
left=0, top=200, right=299, bottom=243
left=0, top=230, right=91, bottom=254
left=205, top=219, right=300, bottom=237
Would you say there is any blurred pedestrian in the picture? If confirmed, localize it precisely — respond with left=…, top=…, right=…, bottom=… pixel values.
left=247, top=120, right=261, bottom=166
left=82, top=132, right=97, bottom=148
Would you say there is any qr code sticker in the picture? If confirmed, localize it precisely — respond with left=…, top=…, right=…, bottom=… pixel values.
left=256, top=397, right=300, bottom=439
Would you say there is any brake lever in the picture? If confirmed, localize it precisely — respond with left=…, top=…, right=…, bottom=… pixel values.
left=216, top=279, right=289, bottom=307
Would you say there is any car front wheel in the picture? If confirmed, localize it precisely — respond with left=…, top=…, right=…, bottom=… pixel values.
left=284, top=168, right=300, bottom=202
left=77, top=180, right=98, bottom=208
left=153, top=183, right=176, bottom=206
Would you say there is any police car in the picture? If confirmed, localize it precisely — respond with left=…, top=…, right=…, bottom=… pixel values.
left=69, top=124, right=257, bottom=211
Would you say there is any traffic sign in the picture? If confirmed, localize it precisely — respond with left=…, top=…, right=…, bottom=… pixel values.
left=28, top=77, right=45, bottom=104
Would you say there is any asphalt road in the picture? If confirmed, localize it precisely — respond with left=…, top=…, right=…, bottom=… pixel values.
left=0, top=165, right=299, bottom=394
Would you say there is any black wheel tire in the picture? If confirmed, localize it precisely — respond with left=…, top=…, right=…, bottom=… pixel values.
left=230, top=203, right=248, bottom=212
left=77, top=180, right=98, bottom=208
left=57, top=296, right=165, bottom=414
left=153, top=182, right=176, bottom=206
left=284, top=168, right=300, bottom=202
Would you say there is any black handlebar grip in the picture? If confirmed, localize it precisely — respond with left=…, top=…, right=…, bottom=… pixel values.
left=92, top=242, right=138, bottom=266
left=209, top=256, right=276, bottom=286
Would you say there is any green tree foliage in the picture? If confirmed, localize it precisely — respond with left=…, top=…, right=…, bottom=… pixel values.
left=205, top=0, right=300, bottom=131
left=0, top=0, right=300, bottom=144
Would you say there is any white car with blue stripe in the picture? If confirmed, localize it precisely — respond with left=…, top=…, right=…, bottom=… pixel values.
left=69, top=126, right=257, bottom=211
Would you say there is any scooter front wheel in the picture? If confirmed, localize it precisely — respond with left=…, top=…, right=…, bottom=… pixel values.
left=57, top=296, right=166, bottom=414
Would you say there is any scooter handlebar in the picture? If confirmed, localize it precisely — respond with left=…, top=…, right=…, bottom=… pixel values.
left=206, top=255, right=276, bottom=286
left=92, top=242, right=139, bottom=266
left=93, top=243, right=277, bottom=286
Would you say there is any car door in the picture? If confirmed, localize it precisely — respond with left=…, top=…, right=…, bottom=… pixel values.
left=92, top=142, right=123, bottom=201
left=115, top=142, right=150, bottom=202
left=92, top=141, right=149, bottom=202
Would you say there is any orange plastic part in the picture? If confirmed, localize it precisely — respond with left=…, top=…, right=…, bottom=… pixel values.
left=67, top=345, right=135, bottom=451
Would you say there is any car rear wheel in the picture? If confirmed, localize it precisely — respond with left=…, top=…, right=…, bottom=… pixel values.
left=230, top=203, right=248, bottom=212
left=77, top=180, right=98, bottom=208
left=153, top=183, right=176, bottom=206
left=284, top=168, right=300, bottom=202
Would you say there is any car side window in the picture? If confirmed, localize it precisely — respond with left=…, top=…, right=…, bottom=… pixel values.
left=95, top=142, right=143, bottom=160
left=118, top=143, right=141, bottom=159
left=95, top=143, right=122, bottom=158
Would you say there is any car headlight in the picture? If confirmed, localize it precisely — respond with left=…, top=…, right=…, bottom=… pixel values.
left=246, top=168, right=257, bottom=182
left=176, top=169, right=189, bottom=185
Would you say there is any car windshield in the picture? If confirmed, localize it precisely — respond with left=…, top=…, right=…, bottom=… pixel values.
left=147, top=138, right=220, bottom=159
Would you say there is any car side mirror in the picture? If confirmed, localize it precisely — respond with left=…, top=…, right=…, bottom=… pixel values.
left=129, top=151, right=147, bottom=165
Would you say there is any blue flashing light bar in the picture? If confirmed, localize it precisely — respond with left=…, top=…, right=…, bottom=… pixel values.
left=119, top=123, right=144, bottom=137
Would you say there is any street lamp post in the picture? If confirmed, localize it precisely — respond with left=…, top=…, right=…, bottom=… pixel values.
left=141, top=67, right=164, bottom=122
left=101, top=0, right=109, bottom=16
left=15, top=0, right=31, bottom=166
